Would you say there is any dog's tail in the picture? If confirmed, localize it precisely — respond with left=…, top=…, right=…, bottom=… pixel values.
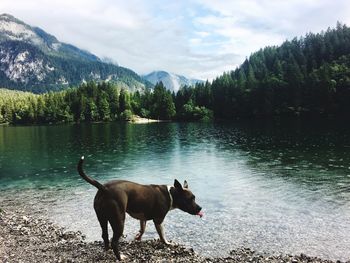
left=78, top=156, right=109, bottom=194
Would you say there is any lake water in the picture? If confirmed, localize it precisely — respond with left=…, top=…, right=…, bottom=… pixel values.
left=0, top=121, right=350, bottom=261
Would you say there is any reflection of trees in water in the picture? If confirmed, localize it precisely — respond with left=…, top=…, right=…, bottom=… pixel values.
left=209, top=119, right=350, bottom=202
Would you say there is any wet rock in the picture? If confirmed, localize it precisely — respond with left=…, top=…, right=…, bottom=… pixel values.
left=22, top=215, right=29, bottom=224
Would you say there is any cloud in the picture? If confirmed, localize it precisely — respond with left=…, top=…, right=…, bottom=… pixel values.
left=195, top=31, right=210, bottom=38
left=1, top=0, right=350, bottom=80
left=191, top=0, right=350, bottom=76
left=195, top=0, right=350, bottom=34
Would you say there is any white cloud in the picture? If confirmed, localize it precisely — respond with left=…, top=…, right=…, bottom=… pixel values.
left=195, top=0, right=350, bottom=36
left=195, top=31, right=210, bottom=38
left=1, top=0, right=350, bottom=80
left=192, top=0, right=350, bottom=76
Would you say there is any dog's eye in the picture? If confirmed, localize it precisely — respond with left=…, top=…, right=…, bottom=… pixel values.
left=191, top=196, right=195, bottom=201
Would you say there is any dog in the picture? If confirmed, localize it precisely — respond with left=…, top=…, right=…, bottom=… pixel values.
left=77, top=156, right=203, bottom=261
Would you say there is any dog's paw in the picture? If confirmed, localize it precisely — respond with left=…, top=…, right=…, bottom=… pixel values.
left=134, top=232, right=143, bottom=241
left=161, top=239, right=171, bottom=245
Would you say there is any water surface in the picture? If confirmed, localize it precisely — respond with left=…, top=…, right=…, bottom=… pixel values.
left=0, top=121, right=349, bottom=261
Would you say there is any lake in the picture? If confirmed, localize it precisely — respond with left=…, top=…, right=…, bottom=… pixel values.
left=0, top=120, right=350, bottom=261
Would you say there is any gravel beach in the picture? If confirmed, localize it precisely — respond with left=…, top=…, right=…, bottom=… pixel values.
left=0, top=208, right=347, bottom=263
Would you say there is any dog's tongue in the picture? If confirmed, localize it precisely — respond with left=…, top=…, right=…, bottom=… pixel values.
left=197, top=211, right=204, bottom=218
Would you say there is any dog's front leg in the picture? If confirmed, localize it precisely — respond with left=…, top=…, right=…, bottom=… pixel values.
left=135, top=220, right=146, bottom=241
left=154, top=221, right=170, bottom=245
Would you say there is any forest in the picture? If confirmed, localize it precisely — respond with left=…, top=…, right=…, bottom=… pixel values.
left=0, top=82, right=176, bottom=124
left=1, top=23, right=350, bottom=125
left=210, top=22, right=350, bottom=119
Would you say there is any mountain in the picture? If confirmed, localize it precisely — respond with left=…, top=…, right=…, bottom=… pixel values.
left=0, top=13, right=151, bottom=93
left=143, top=71, right=203, bottom=92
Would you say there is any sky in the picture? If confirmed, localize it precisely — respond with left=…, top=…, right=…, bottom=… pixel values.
left=1, top=0, right=350, bottom=80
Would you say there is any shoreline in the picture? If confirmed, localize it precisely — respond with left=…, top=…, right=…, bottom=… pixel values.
left=0, top=207, right=344, bottom=263
left=129, top=115, right=164, bottom=123
left=0, top=116, right=167, bottom=126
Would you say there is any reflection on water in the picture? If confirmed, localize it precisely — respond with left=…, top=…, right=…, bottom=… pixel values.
left=0, top=120, right=350, bottom=261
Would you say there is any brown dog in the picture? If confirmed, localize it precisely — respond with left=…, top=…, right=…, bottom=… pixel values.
left=78, top=156, right=202, bottom=261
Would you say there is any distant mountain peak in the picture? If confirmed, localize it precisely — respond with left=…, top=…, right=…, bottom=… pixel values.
left=0, top=14, right=100, bottom=60
left=0, top=13, right=22, bottom=22
left=0, top=14, right=37, bottom=42
left=0, top=13, right=150, bottom=93
left=143, top=71, right=203, bottom=92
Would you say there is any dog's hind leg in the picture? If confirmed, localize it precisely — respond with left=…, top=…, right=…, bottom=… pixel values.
left=94, top=195, right=110, bottom=251
left=97, top=215, right=110, bottom=250
left=108, top=203, right=126, bottom=261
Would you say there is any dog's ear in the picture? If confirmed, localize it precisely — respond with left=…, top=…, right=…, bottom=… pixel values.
left=174, top=179, right=183, bottom=190
left=183, top=180, right=188, bottom=188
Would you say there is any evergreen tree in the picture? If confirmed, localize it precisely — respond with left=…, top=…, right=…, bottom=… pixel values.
left=119, top=88, right=131, bottom=114
left=150, top=82, right=175, bottom=120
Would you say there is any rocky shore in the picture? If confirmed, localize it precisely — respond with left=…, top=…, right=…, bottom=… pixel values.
left=0, top=208, right=346, bottom=263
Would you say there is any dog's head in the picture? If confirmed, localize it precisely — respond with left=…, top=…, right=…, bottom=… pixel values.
left=171, top=179, right=202, bottom=216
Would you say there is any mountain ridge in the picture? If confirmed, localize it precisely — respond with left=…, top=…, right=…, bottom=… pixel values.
left=0, top=13, right=151, bottom=93
left=0, top=13, right=100, bottom=62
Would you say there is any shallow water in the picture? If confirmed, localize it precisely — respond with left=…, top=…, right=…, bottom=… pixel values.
left=0, top=121, right=350, bottom=261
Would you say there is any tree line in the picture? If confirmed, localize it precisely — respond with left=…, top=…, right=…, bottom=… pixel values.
left=0, top=81, right=212, bottom=124
left=1, top=23, right=350, bottom=124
